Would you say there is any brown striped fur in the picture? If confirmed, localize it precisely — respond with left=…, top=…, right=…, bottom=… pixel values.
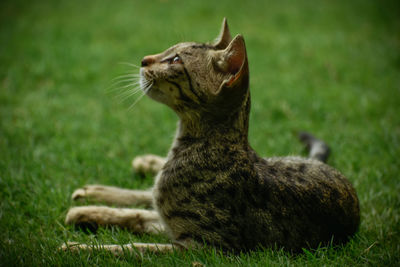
left=63, top=18, right=359, bottom=254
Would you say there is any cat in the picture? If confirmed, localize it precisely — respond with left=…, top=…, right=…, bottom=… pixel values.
left=62, top=18, right=360, bottom=255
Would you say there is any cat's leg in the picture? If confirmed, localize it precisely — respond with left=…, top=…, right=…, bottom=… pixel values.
left=60, top=242, right=177, bottom=256
left=71, top=154, right=166, bottom=206
left=65, top=206, right=164, bottom=234
left=60, top=239, right=201, bottom=255
left=71, top=185, right=153, bottom=207
left=132, top=154, right=166, bottom=175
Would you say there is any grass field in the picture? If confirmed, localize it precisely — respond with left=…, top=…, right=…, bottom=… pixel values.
left=1, top=0, right=399, bottom=266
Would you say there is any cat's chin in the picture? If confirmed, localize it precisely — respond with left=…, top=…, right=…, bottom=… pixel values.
left=144, top=87, right=169, bottom=105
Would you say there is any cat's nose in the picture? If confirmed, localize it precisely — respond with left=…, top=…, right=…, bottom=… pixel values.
left=141, top=56, right=155, bottom=67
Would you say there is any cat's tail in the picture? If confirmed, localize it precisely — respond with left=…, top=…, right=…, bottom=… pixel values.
left=298, top=132, right=331, bottom=163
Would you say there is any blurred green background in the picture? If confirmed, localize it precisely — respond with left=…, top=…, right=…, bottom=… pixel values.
left=1, top=0, right=399, bottom=266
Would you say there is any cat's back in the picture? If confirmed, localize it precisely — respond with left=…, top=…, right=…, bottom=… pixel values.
left=250, top=156, right=360, bottom=250
left=154, top=146, right=360, bottom=251
left=256, top=156, right=358, bottom=209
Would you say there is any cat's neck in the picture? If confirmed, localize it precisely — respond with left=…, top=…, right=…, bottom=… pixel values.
left=176, top=92, right=251, bottom=143
left=164, top=93, right=261, bottom=167
left=167, top=111, right=261, bottom=166
left=176, top=119, right=247, bottom=144
left=177, top=112, right=249, bottom=144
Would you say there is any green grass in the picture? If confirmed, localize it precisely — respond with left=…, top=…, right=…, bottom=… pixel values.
left=1, top=0, right=399, bottom=265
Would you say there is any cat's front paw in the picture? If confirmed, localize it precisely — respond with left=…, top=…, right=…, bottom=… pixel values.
left=59, top=242, right=81, bottom=252
left=71, top=185, right=103, bottom=201
left=132, top=154, right=166, bottom=175
left=65, top=206, right=92, bottom=224
left=65, top=206, right=102, bottom=232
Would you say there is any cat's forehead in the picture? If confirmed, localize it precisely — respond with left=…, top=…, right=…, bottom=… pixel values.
left=162, top=42, right=215, bottom=55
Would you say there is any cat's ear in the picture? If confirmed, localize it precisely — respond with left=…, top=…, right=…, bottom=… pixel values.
left=213, top=34, right=248, bottom=88
left=213, top=18, right=232, bottom=49
left=212, top=34, right=249, bottom=103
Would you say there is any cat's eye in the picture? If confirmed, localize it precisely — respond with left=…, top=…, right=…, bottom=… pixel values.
left=171, top=55, right=182, bottom=64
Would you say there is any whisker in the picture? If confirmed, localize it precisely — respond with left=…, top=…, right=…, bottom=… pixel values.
left=128, top=82, right=153, bottom=110
left=110, top=83, right=143, bottom=96
left=107, top=63, right=152, bottom=110
left=107, top=78, right=140, bottom=89
left=140, top=79, right=151, bottom=87
left=127, top=92, right=146, bottom=110
left=114, top=84, right=142, bottom=95
left=114, top=87, right=141, bottom=101
left=111, top=73, right=141, bottom=81
left=106, top=70, right=141, bottom=93
left=118, top=62, right=141, bottom=69
left=107, top=83, right=139, bottom=94
left=118, top=82, right=143, bottom=93
left=117, top=88, right=143, bottom=103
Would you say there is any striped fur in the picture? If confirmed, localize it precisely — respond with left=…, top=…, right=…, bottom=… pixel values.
left=63, top=18, right=360, bottom=254
left=140, top=19, right=359, bottom=252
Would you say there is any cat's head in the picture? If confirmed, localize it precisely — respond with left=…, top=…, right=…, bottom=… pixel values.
left=139, top=18, right=249, bottom=120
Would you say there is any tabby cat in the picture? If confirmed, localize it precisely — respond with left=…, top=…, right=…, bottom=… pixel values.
left=62, top=18, right=360, bottom=255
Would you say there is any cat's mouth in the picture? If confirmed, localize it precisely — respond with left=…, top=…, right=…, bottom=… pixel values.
left=140, top=68, right=172, bottom=105
left=139, top=68, right=154, bottom=94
